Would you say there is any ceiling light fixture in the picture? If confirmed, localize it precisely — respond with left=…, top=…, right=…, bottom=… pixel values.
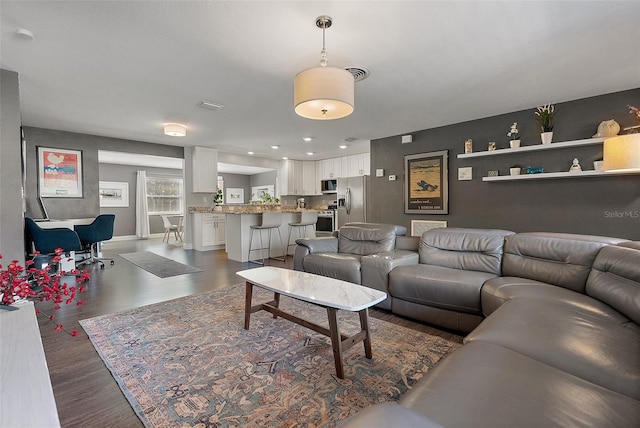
left=15, top=28, right=35, bottom=40
left=307, top=152, right=314, bottom=156
left=302, top=137, right=313, bottom=142
left=339, top=145, right=347, bottom=149
left=294, top=16, right=354, bottom=120
left=283, top=156, right=289, bottom=160
left=270, top=145, right=280, bottom=149
left=163, top=123, right=187, bottom=137
left=248, top=151, right=255, bottom=155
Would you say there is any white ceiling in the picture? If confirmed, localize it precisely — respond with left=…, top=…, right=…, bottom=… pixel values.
left=2, top=1, right=639, bottom=162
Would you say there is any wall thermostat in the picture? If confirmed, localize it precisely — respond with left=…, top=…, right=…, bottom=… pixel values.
left=388, top=174, right=397, bottom=181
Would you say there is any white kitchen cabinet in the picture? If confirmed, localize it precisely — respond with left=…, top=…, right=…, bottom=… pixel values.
left=280, top=160, right=319, bottom=195
left=344, top=153, right=370, bottom=177
left=193, top=213, right=225, bottom=250
left=192, top=146, right=218, bottom=193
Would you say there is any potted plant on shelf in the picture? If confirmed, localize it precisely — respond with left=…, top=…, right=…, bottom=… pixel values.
left=507, top=122, right=520, bottom=148
left=535, top=103, right=555, bottom=144
left=509, top=164, right=522, bottom=176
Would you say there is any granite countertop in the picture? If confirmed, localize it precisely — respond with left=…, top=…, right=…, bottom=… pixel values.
left=189, top=205, right=324, bottom=214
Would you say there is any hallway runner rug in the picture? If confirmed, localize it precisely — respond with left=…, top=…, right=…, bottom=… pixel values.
left=119, top=251, right=202, bottom=278
left=80, top=285, right=460, bottom=428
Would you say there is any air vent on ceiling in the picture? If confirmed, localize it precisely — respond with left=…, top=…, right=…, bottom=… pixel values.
left=343, top=137, right=359, bottom=142
left=344, top=66, right=369, bottom=82
left=198, top=100, right=224, bottom=110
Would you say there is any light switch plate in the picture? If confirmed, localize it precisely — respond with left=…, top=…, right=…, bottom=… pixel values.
left=458, top=167, right=472, bottom=181
left=388, top=174, right=397, bottom=181
left=376, top=168, right=384, bottom=177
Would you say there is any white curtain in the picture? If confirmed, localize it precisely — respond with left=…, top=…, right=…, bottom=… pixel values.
left=136, top=170, right=150, bottom=238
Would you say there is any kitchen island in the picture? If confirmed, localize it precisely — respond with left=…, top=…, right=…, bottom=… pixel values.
left=189, top=206, right=319, bottom=262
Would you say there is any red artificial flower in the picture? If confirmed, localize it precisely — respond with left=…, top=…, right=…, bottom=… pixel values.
left=54, top=325, right=63, bottom=331
left=71, top=331, right=78, bottom=337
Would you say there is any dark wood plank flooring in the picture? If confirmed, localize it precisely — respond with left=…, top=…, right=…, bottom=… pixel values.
left=37, top=238, right=462, bottom=428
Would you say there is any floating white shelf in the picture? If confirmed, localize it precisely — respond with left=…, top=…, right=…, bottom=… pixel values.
left=457, top=137, right=606, bottom=159
left=483, top=170, right=640, bottom=182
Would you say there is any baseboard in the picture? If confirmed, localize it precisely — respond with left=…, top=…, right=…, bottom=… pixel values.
left=110, top=233, right=165, bottom=241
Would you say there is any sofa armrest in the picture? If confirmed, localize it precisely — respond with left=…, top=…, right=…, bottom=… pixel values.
left=361, top=250, right=419, bottom=310
left=337, top=403, right=443, bottom=428
left=293, top=237, right=338, bottom=271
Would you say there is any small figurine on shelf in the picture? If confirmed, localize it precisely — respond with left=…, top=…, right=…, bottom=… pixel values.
left=488, top=141, right=496, bottom=151
left=464, top=139, right=473, bottom=153
left=569, top=158, right=582, bottom=173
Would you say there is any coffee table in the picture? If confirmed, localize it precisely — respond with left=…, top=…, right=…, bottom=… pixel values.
left=236, top=267, right=387, bottom=379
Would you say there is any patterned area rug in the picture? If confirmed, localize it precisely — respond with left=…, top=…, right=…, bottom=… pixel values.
left=80, top=285, right=460, bottom=427
left=119, top=251, right=202, bottom=278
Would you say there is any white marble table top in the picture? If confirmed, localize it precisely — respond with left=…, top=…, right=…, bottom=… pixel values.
left=236, top=267, right=386, bottom=311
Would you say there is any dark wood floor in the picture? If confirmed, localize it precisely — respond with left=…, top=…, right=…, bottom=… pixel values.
left=37, top=238, right=462, bottom=428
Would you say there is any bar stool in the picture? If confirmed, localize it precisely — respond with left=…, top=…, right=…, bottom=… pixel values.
left=286, top=211, right=318, bottom=256
left=248, top=212, right=285, bottom=265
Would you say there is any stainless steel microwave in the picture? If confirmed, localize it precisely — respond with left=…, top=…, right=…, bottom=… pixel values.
left=321, top=179, right=337, bottom=194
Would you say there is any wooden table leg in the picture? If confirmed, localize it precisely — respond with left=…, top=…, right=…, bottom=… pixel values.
left=244, top=281, right=253, bottom=330
left=273, top=292, right=280, bottom=319
left=327, top=307, right=344, bottom=379
left=359, top=308, right=373, bottom=359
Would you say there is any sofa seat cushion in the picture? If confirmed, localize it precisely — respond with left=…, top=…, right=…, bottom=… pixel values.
left=389, top=264, right=497, bottom=315
left=302, top=253, right=363, bottom=284
left=360, top=250, right=420, bottom=310
left=481, top=277, right=636, bottom=328
left=399, top=341, right=640, bottom=428
left=466, top=299, right=640, bottom=399
left=336, top=402, right=443, bottom=428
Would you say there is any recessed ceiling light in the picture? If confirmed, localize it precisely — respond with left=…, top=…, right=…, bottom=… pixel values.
left=270, top=145, right=279, bottom=149
left=339, top=145, right=347, bottom=149
left=302, top=137, right=313, bottom=142
left=163, top=123, right=187, bottom=137
left=282, top=156, right=289, bottom=160
left=248, top=151, right=254, bottom=155
left=306, top=152, right=314, bottom=156
left=15, top=28, right=35, bottom=40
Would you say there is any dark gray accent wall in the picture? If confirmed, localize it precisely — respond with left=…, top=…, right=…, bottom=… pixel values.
left=220, top=173, right=250, bottom=204
left=370, top=88, right=640, bottom=240
left=98, top=163, right=183, bottom=236
left=0, top=69, right=24, bottom=263
left=23, top=127, right=184, bottom=221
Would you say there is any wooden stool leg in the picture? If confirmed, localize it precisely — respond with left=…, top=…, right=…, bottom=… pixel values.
left=273, top=292, right=280, bottom=319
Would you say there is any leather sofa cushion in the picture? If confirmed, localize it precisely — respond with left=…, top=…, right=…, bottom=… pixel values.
left=360, top=250, right=420, bottom=310
left=399, top=341, right=640, bottom=428
left=338, top=225, right=396, bottom=255
left=419, top=228, right=513, bottom=275
left=501, top=232, right=623, bottom=293
left=481, top=277, right=636, bottom=328
left=389, top=264, right=497, bottom=315
left=335, top=403, right=443, bottom=428
left=587, top=244, right=640, bottom=325
left=466, top=299, right=640, bottom=400
left=302, top=253, right=362, bottom=284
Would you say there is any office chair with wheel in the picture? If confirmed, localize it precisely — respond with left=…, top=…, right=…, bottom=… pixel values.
left=24, top=217, right=83, bottom=269
left=75, top=214, right=115, bottom=269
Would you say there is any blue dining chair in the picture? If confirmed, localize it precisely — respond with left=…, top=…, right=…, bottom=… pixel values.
left=24, top=217, right=83, bottom=256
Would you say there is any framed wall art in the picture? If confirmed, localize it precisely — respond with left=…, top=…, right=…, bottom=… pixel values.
left=226, top=188, right=244, bottom=204
left=99, top=181, right=129, bottom=207
left=38, top=147, right=83, bottom=198
left=404, top=150, right=448, bottom=214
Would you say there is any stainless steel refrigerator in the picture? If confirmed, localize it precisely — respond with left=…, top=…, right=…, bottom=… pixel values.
left=337, top=176, right=368, bottom=228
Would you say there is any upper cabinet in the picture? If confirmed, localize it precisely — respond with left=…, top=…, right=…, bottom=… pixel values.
left=343, top=153, right=370, bottom=177
left=317, top=158, right=343, bottom=179
left=192, top=146, right=218, bottom=193
left=280, top=160, right=320, bottom=196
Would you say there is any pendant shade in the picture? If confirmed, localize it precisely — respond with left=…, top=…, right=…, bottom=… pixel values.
left=294, top=67, right=354, bottom=120
left=603, top=134, right=640, bottom=172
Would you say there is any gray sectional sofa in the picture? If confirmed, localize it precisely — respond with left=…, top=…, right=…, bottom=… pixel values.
left=294, top=224, right=640, bottom=427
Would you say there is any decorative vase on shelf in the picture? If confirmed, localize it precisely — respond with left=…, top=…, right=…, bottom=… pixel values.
left=509, top=167, right=521, bottom=176
left=509, top=139, right=521, bottom=149
left=541, top=132, right=553, bottom=145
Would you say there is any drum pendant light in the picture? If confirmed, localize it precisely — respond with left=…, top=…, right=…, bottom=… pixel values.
left=294, top=16, right=354, bottom=120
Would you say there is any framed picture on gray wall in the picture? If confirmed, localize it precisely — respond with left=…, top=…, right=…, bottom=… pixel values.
left=99, top=181, right=129, bottom=207
left=37, top=147, right=83, bottom=198
left=404, top=150, right=448, bottom=214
